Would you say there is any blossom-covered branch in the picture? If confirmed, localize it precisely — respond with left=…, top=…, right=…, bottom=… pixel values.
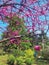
left=0, top=35, right=22, bottom=43
left=0, top=3, right=23, bottom=8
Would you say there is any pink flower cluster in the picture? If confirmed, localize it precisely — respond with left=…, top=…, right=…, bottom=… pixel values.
left=10, top=30, right=21, bottom=45
left=34, top=45, right=41, bottom=51
left=0, top=0, right=49, bottom=33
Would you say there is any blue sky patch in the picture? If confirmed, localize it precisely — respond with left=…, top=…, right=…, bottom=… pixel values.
left=39, top=15, right=45, bottom=21
left=0, top=20, right=8, bottom=39
left=46, top=16, right=49, bottom=20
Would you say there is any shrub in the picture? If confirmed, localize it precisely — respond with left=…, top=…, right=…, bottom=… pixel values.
left=16, top=49, right=35, bottom=65
left=7, top=54, right=15, bottom=65
left=42, top=47, right=49, bottom=60
left=0, top=49, right=5, bottom=55
left=25, top=58, right=33, bottom=65
left=12, top=47, right=25, bottom=56
left=21, top=42, right=32, bottom=50
left=24, top=49, right=35, bottom=65
left=16, top=56, right=25, bottom=65
left=24, top=49, right=34, bottom=57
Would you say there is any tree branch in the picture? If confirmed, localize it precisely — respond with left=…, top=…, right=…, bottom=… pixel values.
left=0, top=35, right=22, bottom=43
left=0, top=3, right=23, bottom=7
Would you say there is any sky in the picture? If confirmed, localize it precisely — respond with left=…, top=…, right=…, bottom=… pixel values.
left=0, top=20, right=8, bottom=39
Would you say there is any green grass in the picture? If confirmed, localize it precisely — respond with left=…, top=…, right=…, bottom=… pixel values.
left=0, top=54, right=8, bottom=65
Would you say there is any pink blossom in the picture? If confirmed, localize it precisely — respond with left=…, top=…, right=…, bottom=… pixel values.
left=28, top=0, right=37, bottom=4
left=34, top=45, right=41, bottom=51
left=12, top=30, right=19, bottom=36
left=10, top=38, right=15, bottom=43
left=16, top=21, right=20, bottom=25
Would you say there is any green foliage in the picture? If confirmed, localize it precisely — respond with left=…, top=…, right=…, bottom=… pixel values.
left=21, top=41, right=32, bottom=50
left=7, top=54, right=15, bottom=65
left=12, top=47, right=25, bottom=56
left=24, top=49, right=35, bottom=65
left=16, top=56, right=25, bottom=65
left=25, top=58, right=33, bottom=65
left=3, top=44, right=17, bottom=53
left=24, top=49, right=34, bottom=57
left=46, top=42, right=49, bottom=46
left=7, top=16, right=26, bottom=33
left=7, top=49, right=35, bottom=65
left=0, top=49, right=5, bottom=55
left=0, top=54, right=8, bottom=65
left=42, top=47, right=49, bottom=60
left=16, top=49, right=35, bottom=65
left=2, top=16, right=27, bottom=52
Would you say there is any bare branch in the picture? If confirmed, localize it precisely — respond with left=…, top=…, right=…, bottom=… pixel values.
left=0, top=35, right=21, bottom=43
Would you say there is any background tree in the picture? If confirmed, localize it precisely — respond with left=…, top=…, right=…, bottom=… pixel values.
left=0, top=0, right=49, bottom=45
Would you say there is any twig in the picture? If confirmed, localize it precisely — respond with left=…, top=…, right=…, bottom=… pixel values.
left=0, top=3, right=23, bottom=7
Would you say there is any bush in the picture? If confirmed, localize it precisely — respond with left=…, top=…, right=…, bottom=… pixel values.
left=16, top=56, right=25, bottom=65
left=24, top=49, right=35, bottom=65
left=24, top=49, right=34, bottom=57
left=42, top=48, right=49, bottom=60
left=7, top=48, right=35, bottom=65
left=7, top=54, right=15, bottom=65
left=16, top=49, right=35, bottom=65
left=12, top=47, right=25, bottom=56
left=21, top=42, right=32, bottom=50
left=0, top=49, right=5, bottom=55
left=25, top=58, right=33, bottom=65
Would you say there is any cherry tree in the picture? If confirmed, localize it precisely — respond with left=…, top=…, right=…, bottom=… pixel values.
left=0, top=0, right=49, bottom=44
